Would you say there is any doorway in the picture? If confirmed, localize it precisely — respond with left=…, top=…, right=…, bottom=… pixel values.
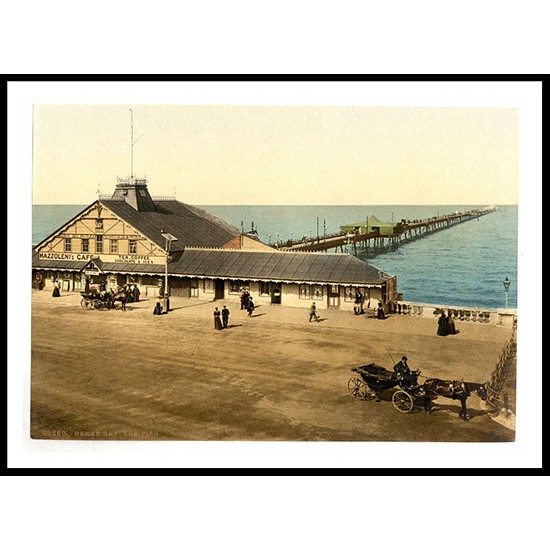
left=214, top=279, right=225, bottom=300
left=328, top=285, right=340, bottom=308
left=271, top=284, right=282, bottom=304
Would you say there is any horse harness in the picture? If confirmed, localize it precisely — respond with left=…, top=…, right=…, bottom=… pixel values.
left=430, top=379, right=468, bottom=398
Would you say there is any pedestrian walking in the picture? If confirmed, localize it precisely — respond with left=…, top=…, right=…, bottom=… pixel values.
left=221, top=305, right=230, bottom=328
left=240, top=290, right=249, bottom=310
left=309, top=302, right=320, bottom=322
left=52, top=280, right=60, bottom=297
left=376, top=301, right=386, bottom=319
left=246, top=298, right=255, bottom=317
left=354, top=290, right=364, bottom=315
left=213, top=307, right=223, bottom=329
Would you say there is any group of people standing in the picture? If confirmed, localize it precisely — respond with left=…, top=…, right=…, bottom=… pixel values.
left=437, top=310, right=458, bottom=336
left=214, top=305, right=231, bottom=329
left=240, top=290, right=255, bottom=317
left=121, top=283, right=140, bottom=303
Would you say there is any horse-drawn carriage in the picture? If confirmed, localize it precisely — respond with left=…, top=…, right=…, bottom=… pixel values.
left=348, top=363, right=425, bottom=413
left=348, top=362, right=487, bottom=420
left=80, top=289, right=128, bottom=311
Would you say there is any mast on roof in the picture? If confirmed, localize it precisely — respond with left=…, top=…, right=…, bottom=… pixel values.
left=129, top=108, right=143, bottom=183
left=130, top=108, right=134, bottom=183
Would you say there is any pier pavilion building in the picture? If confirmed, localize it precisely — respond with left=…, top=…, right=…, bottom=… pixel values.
left=32, top=178, right=397, bottom=311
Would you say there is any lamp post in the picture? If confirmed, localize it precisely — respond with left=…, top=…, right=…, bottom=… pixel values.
left=161, top=229, right=178, bottom=313
left=503, top=276, right=511, bottom=309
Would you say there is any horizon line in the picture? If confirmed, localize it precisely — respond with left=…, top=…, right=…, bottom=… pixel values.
left=31, top=202, right=519, bottom=207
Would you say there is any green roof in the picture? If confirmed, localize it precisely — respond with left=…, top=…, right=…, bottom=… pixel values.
left=340, top=215, right=399, bottom=231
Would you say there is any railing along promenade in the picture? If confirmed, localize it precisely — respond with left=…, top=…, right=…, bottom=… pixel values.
left=275, top=207, right=496, bottom=255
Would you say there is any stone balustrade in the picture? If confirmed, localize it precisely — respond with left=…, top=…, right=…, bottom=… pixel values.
left=390, top=301, right=517, bottom=327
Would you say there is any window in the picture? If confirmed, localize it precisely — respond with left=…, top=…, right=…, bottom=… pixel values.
left=65, top=238, right=72, bottom=252
left=129, top=240, right=137, bottom=254
left=312, top=285, right=323, bottom=300
left=203, top=279, right=214, bottom=293
left=344, top=286, right=355, bottom=302
left=299, top=285, right=311, bottom=300
left=190, top=279, right=199, bottom=298
left=96, top=235, right=103, bottom=253
left=229, top=280, right=249, bottom=294
left=110, top=240, right=118, bottom=254
left=96, top=219, right=103, bottom=230
left=259, top=282, right=270, bottom=296
left=82, top=239, right=89, bottom=253
left=141, top=275, right=156, bottom=286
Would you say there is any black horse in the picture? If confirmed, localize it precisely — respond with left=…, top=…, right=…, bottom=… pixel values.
left=113, top=289, right=131, bottom=311
left=422, top=378, right=488, bottom=421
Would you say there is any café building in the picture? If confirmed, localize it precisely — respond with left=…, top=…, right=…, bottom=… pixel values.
left=32, top=177, right=397, bottom=311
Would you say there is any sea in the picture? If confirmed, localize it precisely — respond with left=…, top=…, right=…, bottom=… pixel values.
left=32, top=204, right=518, bottom=310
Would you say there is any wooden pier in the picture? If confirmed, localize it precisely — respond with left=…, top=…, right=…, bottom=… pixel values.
left=274, top=206, right=497, bottom=257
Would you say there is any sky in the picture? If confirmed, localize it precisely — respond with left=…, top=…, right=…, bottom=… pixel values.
left=30, top=94, right=519, bottom=206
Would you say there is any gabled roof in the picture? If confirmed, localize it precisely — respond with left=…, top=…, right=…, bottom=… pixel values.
left=99, top=199, right=241, bottom=251
left=169, top=248, right=391, bottom=285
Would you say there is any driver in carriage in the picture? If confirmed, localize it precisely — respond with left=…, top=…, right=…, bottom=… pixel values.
left=393, top=356, right=421, bottom=390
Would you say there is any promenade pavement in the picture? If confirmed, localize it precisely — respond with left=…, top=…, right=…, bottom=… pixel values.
left=29, top=289, right=516, bottom=442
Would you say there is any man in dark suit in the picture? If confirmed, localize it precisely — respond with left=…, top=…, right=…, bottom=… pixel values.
left=393, top=356, right=420, bottom=388
left=221, top=305, right=230, bottom=328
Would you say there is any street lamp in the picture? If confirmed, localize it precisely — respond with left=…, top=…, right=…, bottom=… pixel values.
left=161, top=229, right=178, bottom=313
left=503, top=276, right=511, bottom=309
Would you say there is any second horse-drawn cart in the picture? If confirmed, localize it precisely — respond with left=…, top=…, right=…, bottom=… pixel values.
left=348, top=363, right=425, bottom=413
left=80, top=290, right=128, bottom=310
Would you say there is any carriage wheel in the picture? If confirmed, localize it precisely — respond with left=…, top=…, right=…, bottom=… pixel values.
left=392, top=390, right=414, bottom=413
left=347, top=378, right=375, bottom=400
left=80, top=298, right=87, bottom=309
left=348, top=377, right=362, bottom=398
left=348, top=377, right=366, bottom=399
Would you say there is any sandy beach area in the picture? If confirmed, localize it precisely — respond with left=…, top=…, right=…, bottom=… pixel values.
left=30, top=290, right=516, bottom=442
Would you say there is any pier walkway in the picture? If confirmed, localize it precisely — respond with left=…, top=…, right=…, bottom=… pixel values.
left=275, top=206, right=496, bottom=256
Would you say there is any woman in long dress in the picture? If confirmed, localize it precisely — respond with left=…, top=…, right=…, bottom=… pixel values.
left=52, top=280, right=60, bottom=297
left=437, top=311, right=448, bottom=336
left=447, top=311, right=457, bottom=334
left=213, top=307, right=223, bottom=330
